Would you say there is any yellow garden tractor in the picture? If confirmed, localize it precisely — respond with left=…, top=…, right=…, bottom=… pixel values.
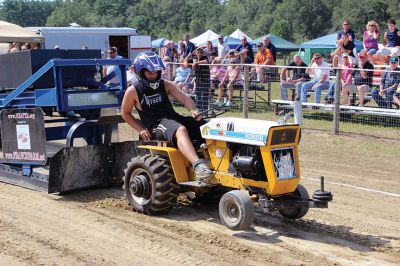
left=122, top=113, right=333, bottom=230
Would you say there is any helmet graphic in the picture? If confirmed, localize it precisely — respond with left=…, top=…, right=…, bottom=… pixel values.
left=133, top=51, right=166, bottom=90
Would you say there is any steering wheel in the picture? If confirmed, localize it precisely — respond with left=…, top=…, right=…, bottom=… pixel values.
left=195, top=105, right=230, bottom=120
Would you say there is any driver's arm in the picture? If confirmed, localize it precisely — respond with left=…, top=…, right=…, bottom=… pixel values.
left=121, top=85, right=151, bottom=141
left=164, top=80, right=200, bottom=119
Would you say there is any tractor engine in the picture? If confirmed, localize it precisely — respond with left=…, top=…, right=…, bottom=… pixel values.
left=231, top=144, right=267, bottom=181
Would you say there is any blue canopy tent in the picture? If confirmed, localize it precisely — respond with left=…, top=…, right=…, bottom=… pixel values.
left=300, top=33, right=363, bottom=64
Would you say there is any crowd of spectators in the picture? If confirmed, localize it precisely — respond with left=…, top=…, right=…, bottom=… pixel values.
left=8, top=20, right=399, bottom=110
left=156, top=19, right=400, bottom=110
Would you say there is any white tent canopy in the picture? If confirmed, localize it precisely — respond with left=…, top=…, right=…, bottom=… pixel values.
left=190, top=30, right=219, bottom=46
left=229, top=29, right=253, bottom=42
left=0, top=20, right=44, bottom=43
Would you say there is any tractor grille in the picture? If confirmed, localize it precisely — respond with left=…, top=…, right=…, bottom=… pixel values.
left=271, top=147, right=296, bottom=180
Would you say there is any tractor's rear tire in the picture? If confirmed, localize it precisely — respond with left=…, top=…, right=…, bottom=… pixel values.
left=219, top=190, right=254, bottom=230
left=279, top=184, right=310, bottom=219
left=123, top=154, right=179, bottom=215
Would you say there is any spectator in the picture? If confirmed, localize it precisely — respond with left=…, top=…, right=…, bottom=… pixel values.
left=21, top=43, right=31, bottom=51
left=217, top=35, right=229, bottom=59
left=235, top=36, right=254, bottom=64
left=300, top=53, right=331, bottom=103
left=251, top=42, right=275, bottom=82
left=126, top=64, right=137, bottom=87
left=340, top=54, right=355, bottom=105
left=222, top=49, right=239, bottom=64
left=163, top=40, right=178, bottom=63
left=377, top=19, right=400, bottom=62
left=216, top=58, right=243, bottom=106
left=8, top=42, right=21, bottom=53
left=280, top=54, right=308, bottom=101
left=371, top=56, right=400, bottom=109
left=183, top=33, right=196, bottom=58
left=82, top=45, right=89, bottom=50
left=178, top=40, right=186, bottom=61
left=263, top=34, right=277, bottom=62
left=174, top=59, right=192, bottom=93
left=352, top=52, right=374, bottom=106
left=326, top=52, right=374, bottom=105
left=161, top=56, right=172, bottom=80
left=210, top=57, right=227, bottom=96
left=204, top=40, right=217, bottom=62
left=102, top=46, right=123, bottom=86
left=393, top=85, right=400, bottom=109
left=362, top=21, right=380, bottom=64
left=331, top=20, right=356, bottom=67
left=191, top=48, right=210, bottom=113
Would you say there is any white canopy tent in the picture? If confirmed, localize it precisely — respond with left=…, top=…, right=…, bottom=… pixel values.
left=0, top=20, right=44, bottom=43
left=190, top=29, right=219, bottom=46
left=229, top=29, right=253, bottom=42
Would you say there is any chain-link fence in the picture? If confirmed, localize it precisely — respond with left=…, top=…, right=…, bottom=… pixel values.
left=164, top=60, right=400, bottom=140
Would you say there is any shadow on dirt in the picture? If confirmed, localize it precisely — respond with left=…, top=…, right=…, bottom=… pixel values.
left=169, top=203, right=391, bottom=252
left=56, top=189, right=392, bottom=252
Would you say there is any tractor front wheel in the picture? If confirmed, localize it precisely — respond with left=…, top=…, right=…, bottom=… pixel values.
left=123, top=154, right=179, bottom=215
left=219, top=190, right=254, bottom=230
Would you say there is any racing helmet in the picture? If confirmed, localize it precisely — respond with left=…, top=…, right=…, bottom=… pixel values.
left=133, top=51, right=166, bottom=90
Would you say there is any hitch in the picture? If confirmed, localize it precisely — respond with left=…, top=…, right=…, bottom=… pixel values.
left=312, top=176, right=333, bottom=202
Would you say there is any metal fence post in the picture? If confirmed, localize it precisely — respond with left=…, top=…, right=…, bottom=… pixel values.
left=243, top=65, right=249, bottom=118
left=168, top=63, right=173, bottom=81
left=333, top=69, right=342, bottom=134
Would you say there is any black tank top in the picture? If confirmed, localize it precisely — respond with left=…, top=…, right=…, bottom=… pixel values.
left=133, top=79, right=179, bottom=130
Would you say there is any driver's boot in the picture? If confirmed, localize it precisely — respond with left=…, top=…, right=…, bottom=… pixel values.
left=193, top=159, right=214, bottom=183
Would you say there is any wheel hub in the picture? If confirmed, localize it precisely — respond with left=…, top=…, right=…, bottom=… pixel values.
left=227, top=202, right=240, bottom=219
left=129, top=174, right=150, bottom=198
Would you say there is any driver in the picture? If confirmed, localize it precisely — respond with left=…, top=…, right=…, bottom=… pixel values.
left=121, top=52, right=214, bottom=183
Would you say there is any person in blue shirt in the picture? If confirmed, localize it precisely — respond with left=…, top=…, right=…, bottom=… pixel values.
left=183, top=33, right=196, bottom=58
left=371, top=56, right=400, bottom=109
left=173, top=59, right=192, bottom=93
left=263, top=34, right=277, bottom=62
left=235, top=36, right=254, bottom=64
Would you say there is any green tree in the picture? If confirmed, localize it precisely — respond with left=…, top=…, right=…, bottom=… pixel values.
left=270, top=19, right=291, bottom=40
left=273, top=0, right=333, bottom=42
left=331, top=0, right=391, bottom=43
left=46, top=0, right=94, bottom=27
left=0, top=0, right=56, bottom=27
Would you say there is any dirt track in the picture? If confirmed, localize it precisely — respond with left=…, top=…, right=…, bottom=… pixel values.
left=0, top=130, right=399, bottom=266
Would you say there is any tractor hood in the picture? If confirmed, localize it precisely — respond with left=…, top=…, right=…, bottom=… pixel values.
left=200, top=117, right=279, bottom=146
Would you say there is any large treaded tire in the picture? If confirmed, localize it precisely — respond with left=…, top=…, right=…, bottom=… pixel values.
left=123, top=154, right=179, bottom=215
left=279, top=184, right=310, bottom=220
left=219, top=190, right=255, bottom=230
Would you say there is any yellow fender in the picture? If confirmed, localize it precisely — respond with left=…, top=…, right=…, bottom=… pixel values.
left=138, top=145, right=191, bottom=182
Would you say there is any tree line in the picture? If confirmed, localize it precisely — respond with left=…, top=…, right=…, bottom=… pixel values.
left=1, top=0, right=399, bottom=43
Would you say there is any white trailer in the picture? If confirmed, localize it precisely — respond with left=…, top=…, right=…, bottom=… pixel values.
left=27, top=27, right=151, bottom=59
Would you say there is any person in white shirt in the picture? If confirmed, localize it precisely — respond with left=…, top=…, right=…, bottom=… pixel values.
left=102, top=46, right=123, bottom=86
left=217, top=35, right=229, bottom=59
left=300, top=53, right=331, bottom=103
